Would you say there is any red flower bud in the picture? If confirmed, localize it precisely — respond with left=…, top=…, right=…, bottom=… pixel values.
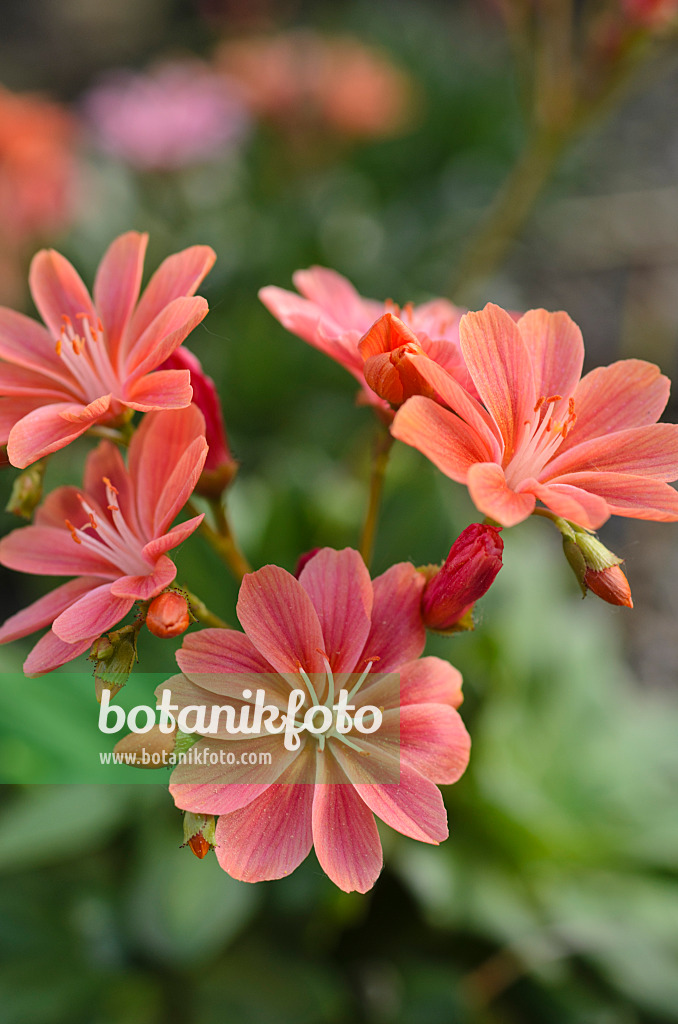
left=146, top=591, right=190, bottom=638
left=188, top=833, right=211, bottom=859
left=422, top=524, right=503, bottom=631
left=583, top=565, right=633, bottom=608
left=359, top=313, right=436, bottom=406
left=294, top=548, right=321, bottom=578
left=161, top=346, right=238, bottom=497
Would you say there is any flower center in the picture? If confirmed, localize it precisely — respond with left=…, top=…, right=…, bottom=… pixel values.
left=504, top=394, right=577, bottom=486
left=63, top=476, right=150, bottom=577
left=295, top=651, right=380, bottom=753
left=55, top=313, right=119, bottom=402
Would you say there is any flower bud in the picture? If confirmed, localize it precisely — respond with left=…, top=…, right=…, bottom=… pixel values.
left=146, top=591, right=191, bottom=638
left=89, top=624, right=139, bottom=701
left=294, top=548, right=320, bottom=578
left=359, top=313, right=436, bottom=406
left=113, top=724, right=177, bottom=767
left=421, top=523, right=503, bottom=632
left=6, top=460, right=45, bottom=519
left=562, top=531, right=633, bottom=607
left=161, top=347, right=238, bottom=498
left=182, top=812, right=216, bottom=859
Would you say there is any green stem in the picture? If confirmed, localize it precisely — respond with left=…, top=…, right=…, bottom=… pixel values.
left=359, top=425, right=394, bottom=567
left=188, top=499, right=252, bottom=582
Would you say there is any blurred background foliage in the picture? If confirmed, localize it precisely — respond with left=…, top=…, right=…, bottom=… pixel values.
left=1, top=0, right=678, bottom=1021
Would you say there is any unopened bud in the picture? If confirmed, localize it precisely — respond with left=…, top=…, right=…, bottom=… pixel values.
left=6, top=461, right=46, bottom=519
left=113, top=724, right=177, bottom=767
left=90, top=624, right=139, bottom=701
left=146, top=591, right=191, bottom=638
left=294, top=548, right=320, bottom=578
left=182, top=812, right=216, bottom=859
left=421, top=523, right=503, bottom=632
left=562, top=531, right=633, bottom=607
left=359, top=313, right=435, bottom=406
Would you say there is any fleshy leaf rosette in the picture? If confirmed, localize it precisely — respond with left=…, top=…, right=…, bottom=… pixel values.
left=0, top=231, right=215, bottom=467
left=164, top=547, right=470, bottom=893
left=0, top=406, right=207, bottom=675
left=392, top=303, right=678, bottom=529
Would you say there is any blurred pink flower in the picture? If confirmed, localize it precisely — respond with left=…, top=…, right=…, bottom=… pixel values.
left=0, top=407, right=207, bottom=675
left=392, top=303, right=678, bottom=529
left=260, top=267, right=468, bottom=414
left=217, top=31, right=415, bottom=140
left=622, top=0, right=678, bottom=27
left=166, top=547, right=470, bottom=893
left=0, top=85, right=77, bottom=244
left=83, top=61, right=249, bottom=171
left=0, top=231, right=215, bottom=467
left=161, top=346, right=237, bottom=496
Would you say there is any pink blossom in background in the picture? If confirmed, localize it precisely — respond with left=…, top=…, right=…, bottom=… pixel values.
left=83, top=61, right=249, bottom=171
left=216, top=31, right=415, bottom=140
left=260, top=266, right=468, bottom=414
left=0, top=407, right=207, bottom=675
left=392, top=303, right=678, bottom=530
left=0, top=231, right=215, bottom=467
left=166, top=547, right=470, bottom=893
left=622, top=0, right=678, bottom=27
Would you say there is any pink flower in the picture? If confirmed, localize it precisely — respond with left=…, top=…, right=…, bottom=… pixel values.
left=165, top=547, right=470, bottom=893
left=623, top=0, right=678, bottom=28
left=392, top=303, right=678, bottom=529
left=0, top=407, right=207, bottom=675
left=83, top=61, right=249, bottom=171
left=259, top=267, right=468, bottom=413
left=161, top=345, right=237, bottom=496
left=422, top=524, right=504, bottom=631
left=0, top=231, right=215, bottom=467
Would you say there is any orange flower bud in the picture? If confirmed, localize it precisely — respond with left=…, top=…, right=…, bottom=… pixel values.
left=584, top=565, right=633, bottom=608
left=359, top=313, right=436, bottom=406
left=188, top=834, right=210, bottom=859
left=146, top=591, right=190, bottom=638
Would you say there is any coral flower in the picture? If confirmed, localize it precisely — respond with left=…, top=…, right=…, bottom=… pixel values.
left=259, top=267, right=468, bottom=411
left=0, top=231, right=215, bottom=467
left=392, top=303, right=678, bottom=529
left=0, top=407, right=207, bottom=675
left=165, top=547, right=470, bottom=893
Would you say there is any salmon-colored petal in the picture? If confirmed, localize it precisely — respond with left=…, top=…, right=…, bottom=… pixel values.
left=400, top=656, right=464, bottom=709
left=28, top=248, right=96, bottom=340
left=153, top=437, right=208, bottom=535
left=0, top=577, right=99, bottom=643
left=24, top=630, right=94, bottom=677
left=312, top=752, right=382, bottom=893
left=526, top=479, right=610, bottom=530
left=6, top=400, right=108, bottom=468
left=396, top=704, right=470, bottom=784
left=93, top=231, right=148, bottom=364
left=123, top=368, right=192, bottom=411
left=549, top=472, right=678, bottom=521
left=128, top=406, right=206, bottom=538
left=517, top=309, right=584, bottom=410
left=298, top=548, right=373, bottom=672
left=124, top=296, right=209, bottom=379
left=237, top=565, right=326, bottom=675
left=331, top=739, right=448, bottom=844
left=0, top=398, right=47, bottom=444
left=561, top=360, right=670, bottom=452
left=360, top=562, right=425, bottom=673
left=110, top=555, right=177, bottom=600
left=392, top=396, right=496, bottom=484
left=83, top=441, right=140, bottom=535
left=126, top=244, right=216, bottom=348
left=467, top=462, right=536, bottom=526
left=142, top=514, right=204, bottom=560
left=34, top=485, right=90, bottom=529
left=460, top=304, right=536, bottom=460
left=545, top=423, right=678, bottom=481
left=293, top=266, right=382, bottom=331
left=0, top=525, right=116, bottom=577
left=0, top=307, right=72, bottom=383
left=213, top=748, right=316, bottom=883
left=52, top=582, right=134, bottom=642
left=0, top=362, right=71, bottom=398
left=259, top=285, right=364, bottom=376
left=169, top=734, right=299, bottom=813
left=174, top=630, right=289, bottom=709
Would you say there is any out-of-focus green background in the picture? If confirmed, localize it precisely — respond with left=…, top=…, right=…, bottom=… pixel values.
left=1, top=1, right=678, bottom=1021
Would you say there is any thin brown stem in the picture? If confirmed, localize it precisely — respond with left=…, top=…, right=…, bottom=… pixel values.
left=187, top=499, right=252, bottom=582
left=359, top=424, right=394, bottom=567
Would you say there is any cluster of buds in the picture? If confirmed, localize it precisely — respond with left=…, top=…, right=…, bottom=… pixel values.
left=420, top=524, right=504, bottom=632
left=89, top=622, right=142, bottom=702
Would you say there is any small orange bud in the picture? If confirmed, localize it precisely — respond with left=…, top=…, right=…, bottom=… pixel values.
left=584, top=565, right=633, bottom=608
left=146, top=591, right=190, bottom=638
left=188, top=834, right=210, bottom=859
